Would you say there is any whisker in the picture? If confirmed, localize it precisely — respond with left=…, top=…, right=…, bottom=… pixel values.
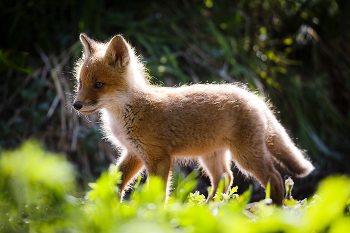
left=65, top=102, right=73, bottom=108
left=54, top=65, right=74, bottom=74
left=65, top=93, right=76, bottom=101
left=84, top=115, right=91, bottom=123
left=74, top=109, right=82, bottom=117
left=63, top=64, right=72, bottom=70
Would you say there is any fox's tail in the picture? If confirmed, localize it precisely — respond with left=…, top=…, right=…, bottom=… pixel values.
left=265, top=108, right=314, bottom=176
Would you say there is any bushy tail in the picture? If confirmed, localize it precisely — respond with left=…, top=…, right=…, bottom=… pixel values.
left=265, top=108, right=314, bottom=176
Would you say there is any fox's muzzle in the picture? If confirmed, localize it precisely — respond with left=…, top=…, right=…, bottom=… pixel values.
left=73, top=100, right=83, bottom=110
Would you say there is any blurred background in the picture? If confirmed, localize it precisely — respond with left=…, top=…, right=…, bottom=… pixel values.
left=1, top=0, right=349, bottom=201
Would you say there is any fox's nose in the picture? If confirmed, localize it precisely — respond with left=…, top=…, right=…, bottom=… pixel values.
left=73, top=101, right=83, bottom=110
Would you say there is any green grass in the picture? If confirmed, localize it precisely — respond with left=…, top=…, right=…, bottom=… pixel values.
left=1, top=141, right=349, bottom=233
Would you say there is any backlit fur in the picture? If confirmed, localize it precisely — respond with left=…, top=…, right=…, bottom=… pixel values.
left=74, top=34, right=314, bottom=204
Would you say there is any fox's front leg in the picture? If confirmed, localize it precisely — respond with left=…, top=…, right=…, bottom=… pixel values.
left=144, top=155, right=172, bottom=200
left=116, top=151, right=144, bottom=200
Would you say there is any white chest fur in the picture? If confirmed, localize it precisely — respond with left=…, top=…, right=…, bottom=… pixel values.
left=101, top=108, right=143, bottom=155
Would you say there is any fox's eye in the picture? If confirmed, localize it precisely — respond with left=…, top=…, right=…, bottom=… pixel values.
left=79, top=81, right=82, bottom=89
left=95, top=82, right=104, bottom=88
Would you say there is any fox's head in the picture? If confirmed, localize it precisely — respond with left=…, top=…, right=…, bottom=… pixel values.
left=73, top=34, right=135, bottom=114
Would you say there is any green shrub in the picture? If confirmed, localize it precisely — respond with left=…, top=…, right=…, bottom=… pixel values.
left=1, top=141, right=350, bottom=232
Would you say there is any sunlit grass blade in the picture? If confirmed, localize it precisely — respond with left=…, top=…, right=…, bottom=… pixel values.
left=265, top=179, right=271, bottom=200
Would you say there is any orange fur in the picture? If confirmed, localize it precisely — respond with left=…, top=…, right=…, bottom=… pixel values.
left=73, top=34, right=314, bottom=204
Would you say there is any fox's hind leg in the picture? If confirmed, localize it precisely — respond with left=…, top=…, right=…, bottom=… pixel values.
left=229, top=136, right=284, bottom=205
left=199, top=149, right=233, bottom=200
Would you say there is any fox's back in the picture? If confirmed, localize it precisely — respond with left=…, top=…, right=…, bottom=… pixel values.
left=149, top=83, right=264, bottom=128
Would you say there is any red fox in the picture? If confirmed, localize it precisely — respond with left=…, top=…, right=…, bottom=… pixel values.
left=73, top=34, right=314, bottom=204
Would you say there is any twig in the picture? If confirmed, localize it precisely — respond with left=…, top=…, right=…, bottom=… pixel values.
left=71, top=123, right=79, bottom=151
left=51, top=69, right=66, bottom=135
left=47, top=94, right=60, bottom=119
left=7, top=74, right=33, bottom=104
left=7, top=107, right=23, bottom=127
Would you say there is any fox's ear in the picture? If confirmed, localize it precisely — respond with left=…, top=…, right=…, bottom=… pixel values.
left=104, top=35, right=130, bottom=68
left=80, top=34, right=97, bottom=57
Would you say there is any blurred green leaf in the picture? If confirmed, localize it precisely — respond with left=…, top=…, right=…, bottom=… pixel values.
left=1, top=141, right=350, bottom=232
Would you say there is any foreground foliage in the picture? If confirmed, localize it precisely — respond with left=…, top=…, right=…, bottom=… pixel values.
left=1, top=141, right=350, bottom=233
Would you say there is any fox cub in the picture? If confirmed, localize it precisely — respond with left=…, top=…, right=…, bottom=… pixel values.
left=73, top=34, right=314, bottom=204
